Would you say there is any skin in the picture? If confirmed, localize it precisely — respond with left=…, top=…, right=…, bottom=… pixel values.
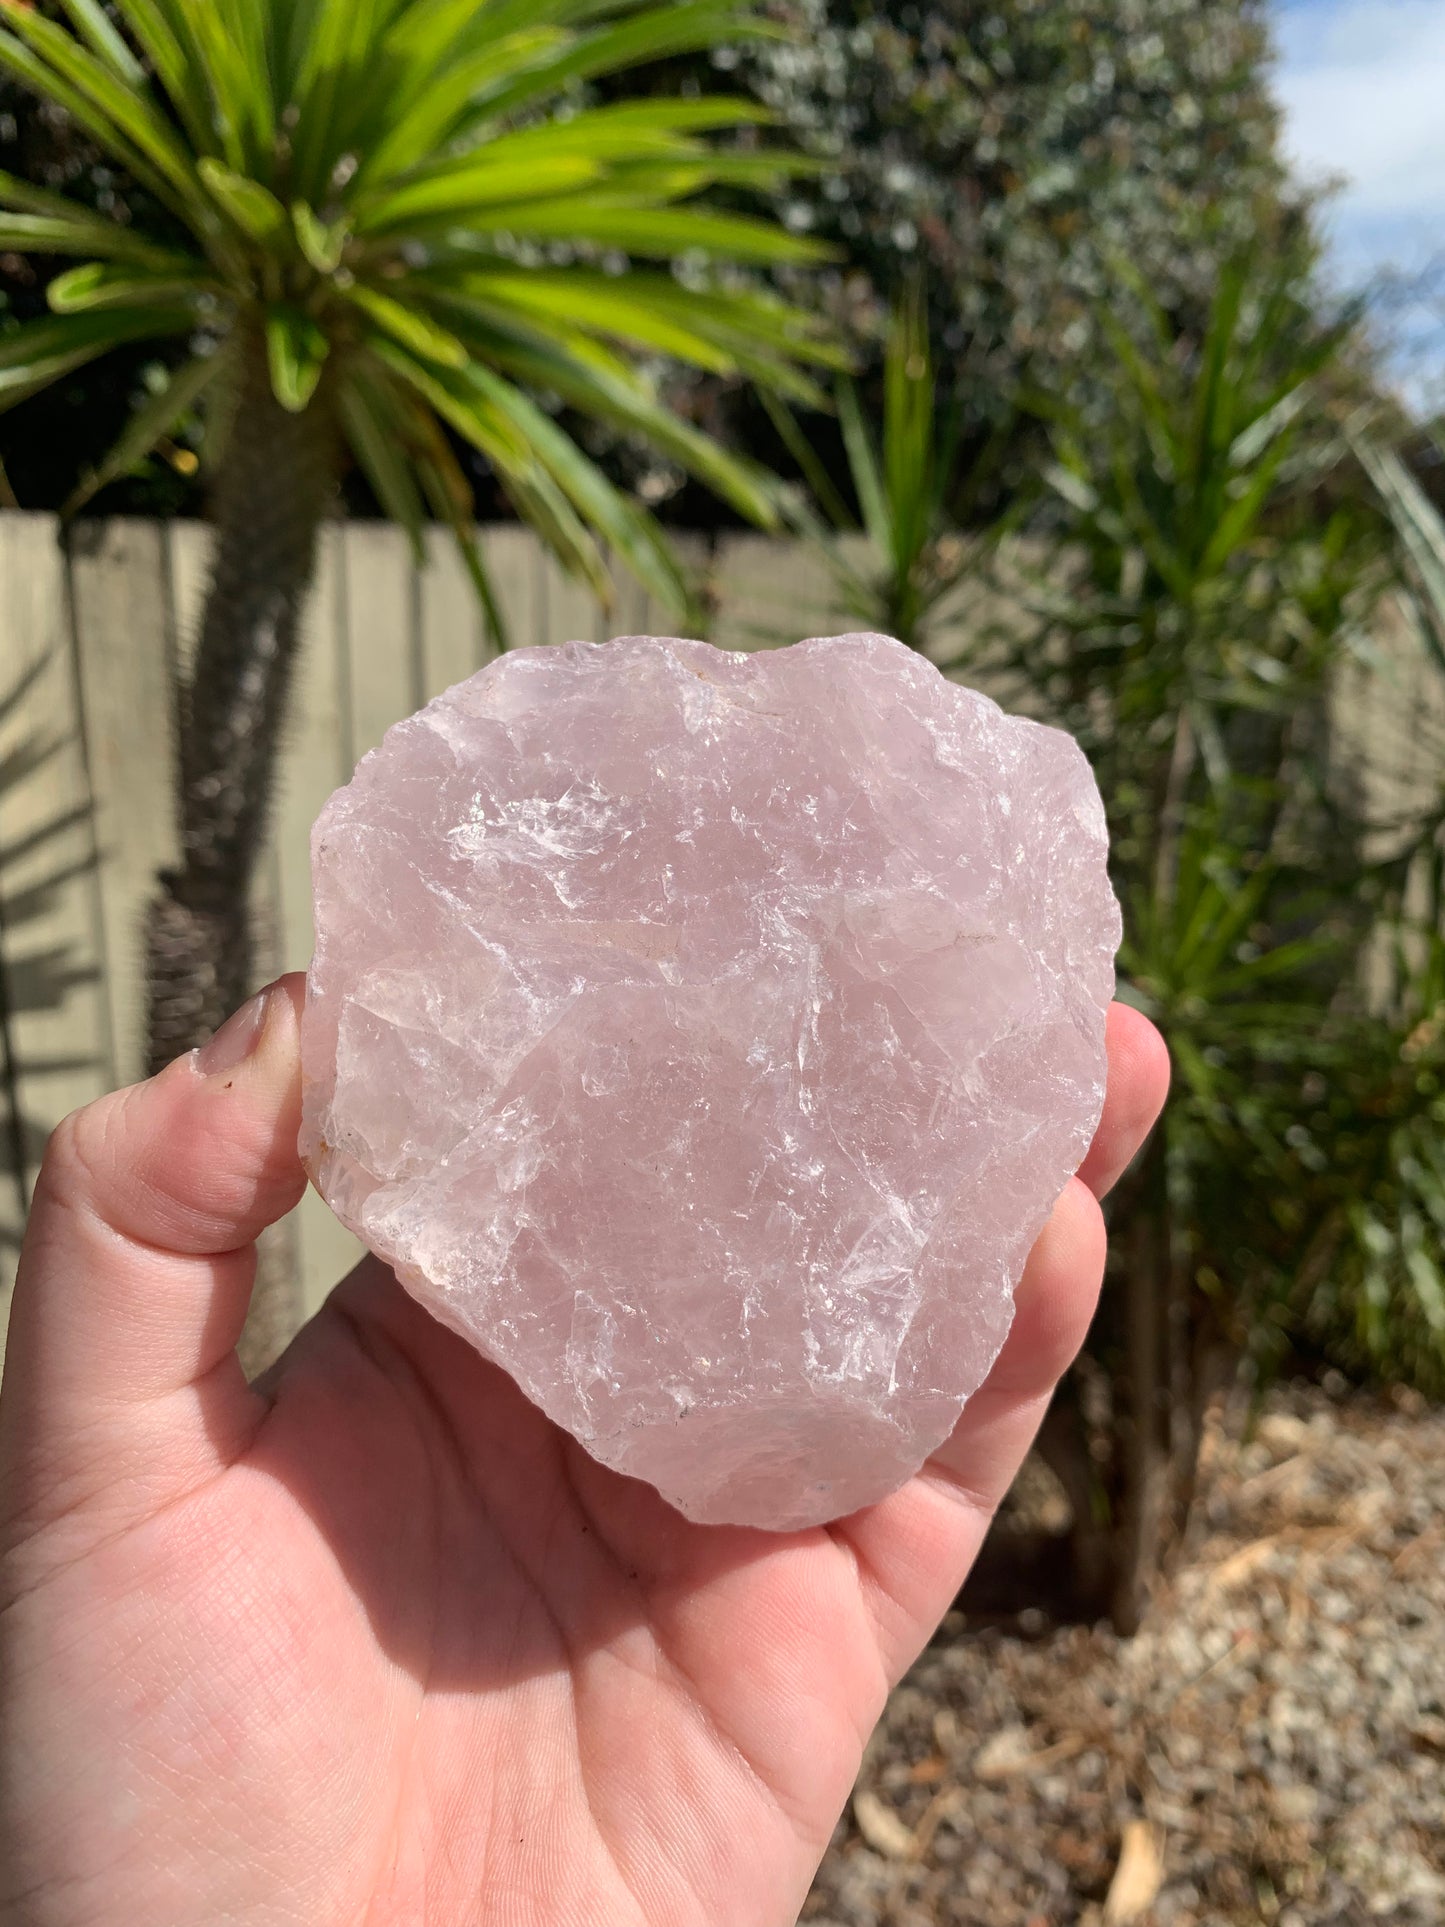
left=0, top=974, right=1167, bottom=1927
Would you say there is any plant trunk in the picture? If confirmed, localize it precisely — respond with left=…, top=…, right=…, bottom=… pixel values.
left=144, top=326, right=337, bottom=1371
left=1035, top=1379, right=1113, bottom=1616
left=1111, top=1143, right=1172, bottom=1634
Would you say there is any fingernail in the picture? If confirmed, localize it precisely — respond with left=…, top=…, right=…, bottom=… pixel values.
left=195, top=986, right=275, bottom=1078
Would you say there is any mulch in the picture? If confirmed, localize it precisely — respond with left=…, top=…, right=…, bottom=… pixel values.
left=803, top=1382, right=1445, bottom=1926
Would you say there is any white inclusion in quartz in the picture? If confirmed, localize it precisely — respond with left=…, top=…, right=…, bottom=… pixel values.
left=300, top=632, right=1120, bottom=1530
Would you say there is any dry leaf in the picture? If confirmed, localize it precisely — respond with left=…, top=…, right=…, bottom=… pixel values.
left=910, top=1785, right=968, bottom=1858
left=972, top=1725, right=1033, bottom=1779
left=1257, top=1412, right=1311, bottom=1454
left=974, top=1726, right=1086, bottom=1781
left=932, top=1707, right=962, bottom=1755
left=852, top=1789, right=915, bottom=1859
left=1205, top=1534, right=1282, bottom=1594
left=1103, top=1819, right=1165, bottom=1925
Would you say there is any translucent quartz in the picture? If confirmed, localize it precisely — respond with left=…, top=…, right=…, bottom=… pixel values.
left=300, top=633, right=1120, bottom=1529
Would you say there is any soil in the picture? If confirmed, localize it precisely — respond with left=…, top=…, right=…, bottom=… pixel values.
left=803, top=1382, right=1445, bottom=1926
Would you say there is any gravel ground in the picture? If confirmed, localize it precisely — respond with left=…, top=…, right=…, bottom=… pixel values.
left=804, top=1383, right=1445, bottom=1926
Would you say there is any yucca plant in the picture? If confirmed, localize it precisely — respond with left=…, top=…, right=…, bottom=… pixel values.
left=1355, top=424, right=1445, bottom=673
left=1013, top=245, right=1398, bottom=1626
left=0, top=0, right=841, bottom=1084
left=765, top=286, right=999, bottom=656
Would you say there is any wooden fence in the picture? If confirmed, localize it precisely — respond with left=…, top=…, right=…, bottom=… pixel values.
left=3, top=510, right=1442, bottom=1332
left=0, top=512, right=882, bottom=1319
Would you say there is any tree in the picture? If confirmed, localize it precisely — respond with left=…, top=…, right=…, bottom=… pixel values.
left=766, top=284, right=999, bottom=653
left=1004, top=248, right=1445, bottom=1627
left=619, top=0, right=1308, bottom=521
left=0, top=47, right=218, bottom=516
left=0, top=0, right=842, bottom=1359
left=0, top=0, right=840, bottom=1058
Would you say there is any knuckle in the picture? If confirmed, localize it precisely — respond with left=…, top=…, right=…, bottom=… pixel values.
left=36, top=1096, right=123, bottom=1214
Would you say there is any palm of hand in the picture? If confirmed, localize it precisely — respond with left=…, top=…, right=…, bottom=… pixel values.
left=0, top=985, right=1165, bottom=1927
left=9, top=1255, right=971, bottom=1925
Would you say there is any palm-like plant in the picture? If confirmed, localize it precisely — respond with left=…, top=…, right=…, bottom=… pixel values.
left=1014, top=246, right=1396, bottom=1625
left=766, top=287, right=989, bottom=656
left=0, top=0, right=840, bottom=1075
left=1356, top=424, right=1445, bottom=672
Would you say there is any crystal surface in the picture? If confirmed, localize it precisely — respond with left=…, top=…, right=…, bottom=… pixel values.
left=300, top=632, right=1120, bottom=1530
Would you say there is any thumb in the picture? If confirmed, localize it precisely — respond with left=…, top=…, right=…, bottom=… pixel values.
left=1, top=974, right=307, bottom=1527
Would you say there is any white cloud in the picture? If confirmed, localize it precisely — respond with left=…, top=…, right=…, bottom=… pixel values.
left=1275, top=0, right=1445, bottom=230
left=1273, top=1, right=1445, bottom=407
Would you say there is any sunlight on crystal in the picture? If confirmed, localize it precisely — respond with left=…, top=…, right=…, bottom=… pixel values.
left=300, top=633, right=1119, bottom=1529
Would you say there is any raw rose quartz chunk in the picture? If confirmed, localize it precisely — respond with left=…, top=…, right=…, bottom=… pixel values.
left=300, top=632, right=1119, bottom=1530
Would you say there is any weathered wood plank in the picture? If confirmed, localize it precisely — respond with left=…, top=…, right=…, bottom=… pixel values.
left=535, top=542, right=603, bottom=649
left=647, top=532, right=711, bottom=640
left=475, top=522, right=539, bottom=654
left=603, top=549, right=653, bottom=641
left=419, top=525, right=484, bottom=698
left=341, top=521, right=416, bottom=765
left=67, top=518, right=176, bottom=1087
left=0, top=513, right=111, bottom=1325
left=266, top=524, right=365, bottom=1308
left=708, top=532, right=843, bottom=651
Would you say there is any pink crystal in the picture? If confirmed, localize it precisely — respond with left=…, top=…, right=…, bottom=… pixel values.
left=300, top=633, right=1119, bottom=1530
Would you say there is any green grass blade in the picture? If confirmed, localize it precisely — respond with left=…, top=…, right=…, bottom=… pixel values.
left=758, top=388, right=855, bottom=532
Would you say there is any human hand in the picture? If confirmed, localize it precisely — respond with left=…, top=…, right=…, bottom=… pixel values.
left=0, top=975, right=1167, bottom=1926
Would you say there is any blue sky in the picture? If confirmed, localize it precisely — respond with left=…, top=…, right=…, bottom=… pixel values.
left=1274, top=0, right=1445, bottom=398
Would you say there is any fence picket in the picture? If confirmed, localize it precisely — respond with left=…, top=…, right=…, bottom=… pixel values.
left=3, top=510, right=1435, bottom=1332
left=535, top=543, right=602, bottom=650
left=67, top=519, right=176, bottom=1087
left=342, top=522, right=416, bottom=766
left=270, top=525, right=366, bottom=1307
left=0, top=514, right=111, bottom=1318
left=420, top=526, right=485, bottom=698
left=709, top=532, right=843, bottom=651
